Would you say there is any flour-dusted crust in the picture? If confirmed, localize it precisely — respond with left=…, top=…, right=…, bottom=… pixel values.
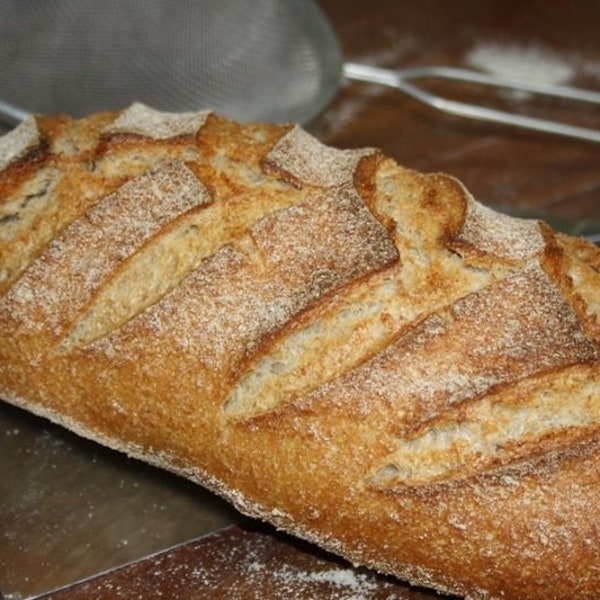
left=1, top=104, right=599, bottom=600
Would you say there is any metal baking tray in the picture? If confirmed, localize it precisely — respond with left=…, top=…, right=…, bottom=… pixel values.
left=0, top=402, right=239, bottom=599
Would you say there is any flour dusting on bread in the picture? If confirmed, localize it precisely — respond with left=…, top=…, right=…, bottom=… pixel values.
left=1, top=104, right=599, bottom=600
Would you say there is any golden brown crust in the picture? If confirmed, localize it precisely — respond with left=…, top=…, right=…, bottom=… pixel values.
left=1, top=103, right=600, bottom=599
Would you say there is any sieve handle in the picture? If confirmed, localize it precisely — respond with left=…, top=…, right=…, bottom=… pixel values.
left=343, top=63, right=600, bottom=144
left=0, top=99, right=30, bottom=126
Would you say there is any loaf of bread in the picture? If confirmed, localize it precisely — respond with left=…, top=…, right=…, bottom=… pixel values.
left=1, top=103, right=599, bottom=599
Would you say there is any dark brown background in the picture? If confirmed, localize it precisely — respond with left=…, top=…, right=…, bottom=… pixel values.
left=1, top=1, right=599, bottom=598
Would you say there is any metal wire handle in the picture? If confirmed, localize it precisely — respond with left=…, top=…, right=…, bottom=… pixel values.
left=4, top=63, right=600, bottom=144
left=344, top=63, right=600, bottom=144
left=0, top=100, right=29, bottom=127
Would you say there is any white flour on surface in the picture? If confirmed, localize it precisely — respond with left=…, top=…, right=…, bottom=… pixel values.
left=245, top=561, right=388, bottom=600
left=464, top=41, right=577, bottom=85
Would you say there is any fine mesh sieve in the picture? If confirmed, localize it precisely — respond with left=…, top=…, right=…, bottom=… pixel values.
left=0, top=0, right=599, bottom=142
left=0, top=0, right=343, bottom=125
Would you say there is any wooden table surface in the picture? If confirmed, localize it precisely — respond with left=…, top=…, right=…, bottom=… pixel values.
left=1, top=1, right=599, bottom=599
left=311, top=0, right=600, bottom=226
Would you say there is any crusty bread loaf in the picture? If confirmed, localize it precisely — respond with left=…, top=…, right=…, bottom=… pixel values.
left=1, top=103, right=599, bottom=599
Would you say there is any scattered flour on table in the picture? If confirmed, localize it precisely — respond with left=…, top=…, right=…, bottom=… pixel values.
left=465, top=41, right=577, bottom=85
left=249, top=561, right=383, bottom=599
left=231, top=534, right=396, bottom=599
